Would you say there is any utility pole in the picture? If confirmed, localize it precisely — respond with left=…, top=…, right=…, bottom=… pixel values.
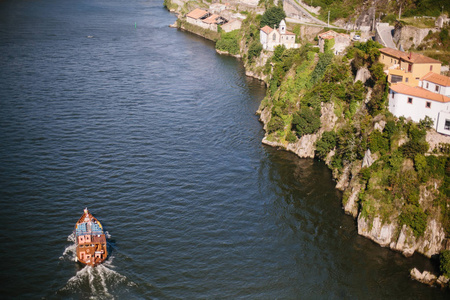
left=328, top=11, right=330, bottom=27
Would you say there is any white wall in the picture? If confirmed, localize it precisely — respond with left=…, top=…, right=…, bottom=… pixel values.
left=420, top=80, right=450, bottom=97
left=389, top=89, right=450, bottom=129
left=436, top=111, right=450, bottom=135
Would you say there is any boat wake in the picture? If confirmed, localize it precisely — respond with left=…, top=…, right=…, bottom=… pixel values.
left=58, top=264, right=132, bottom=298
left=60, top=233, right=77, bottom=262
left=57, top=234, right=136, bottom=299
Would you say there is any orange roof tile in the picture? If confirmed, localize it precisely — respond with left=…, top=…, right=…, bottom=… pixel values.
left=260, top=25, right=273, bottom=34
left=380, top=48, right=441, bottom=64
left=390, top=83, right=450, bottom=103
left=421, top=72, right=450, bottom=87
left=203, top=14, right=219, bottom=24
left=283, top=29, right=295, bottom=35
left=186, top=8, right=209, bottom=19
left=318, top=30, right=337, bottom=40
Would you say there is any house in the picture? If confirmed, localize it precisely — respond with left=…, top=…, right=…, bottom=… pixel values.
left=420, top=72, right=450, bottom=97
left=221, top=19, right=242, bottom=33
left=260, top=20, right=298, bottom=51
left=379, top=47, right=442, bottom=87
left=186, top=9, right=210, bottom=27
left=388, top=73, right=450, bottom=135
left=317, top=30, right=351, bottom=55
left=202, top=14, right=227, bottom=31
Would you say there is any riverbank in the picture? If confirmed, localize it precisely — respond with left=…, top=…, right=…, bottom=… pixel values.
left=165, top=2, right=450, bottom=289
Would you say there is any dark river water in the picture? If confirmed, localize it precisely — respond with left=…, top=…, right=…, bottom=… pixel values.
left=0, top=0, right=448, bottom=299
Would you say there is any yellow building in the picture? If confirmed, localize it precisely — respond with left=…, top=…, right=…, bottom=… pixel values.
left=379, top=48, right=441, bottom=87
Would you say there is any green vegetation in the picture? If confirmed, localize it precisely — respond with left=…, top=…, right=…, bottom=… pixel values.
left=309, top=0, right=363, bottom=23
left=260, top=6, right=286, bottom=28
left=440, top=250, right=450, bottom=277
left=176, top=19, right=220, bottom=41
left=417, top=24, right=450, bottom=65
left=215, top=30, right=240, bottom=55
left=169, top=1, right=450, bottom=281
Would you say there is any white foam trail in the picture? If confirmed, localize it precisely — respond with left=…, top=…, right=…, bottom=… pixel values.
left=59, top=264, right=136, bottom=297
left=60, top=233, right=77, bottom=261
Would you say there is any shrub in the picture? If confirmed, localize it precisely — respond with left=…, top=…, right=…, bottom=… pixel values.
left=400, top=140, right=429, bottom=159
left=369, top=130, right=389, bottom=154
left=309, top=52, right=333, bottom=87
left=292, top=107, right=321, bottom=137
left=440, top=250, right=450, bottom=277
left=419, top=116, right=434, bottom=130
left=286, top=130, right=297, bottom=143
left=215, top=30, right=240, bottom=55
left=398, top=204, right=428, bottom=238
left=260, top=6, right=286, bottom=28
left=267, top=116, right=284, bottom=133
left=315, top=131, right=336, bottom=160
left=248, top=40, right=263, bottom=61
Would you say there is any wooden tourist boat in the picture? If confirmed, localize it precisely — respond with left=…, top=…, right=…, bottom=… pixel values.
left=74, top=208, right=108, bottom=266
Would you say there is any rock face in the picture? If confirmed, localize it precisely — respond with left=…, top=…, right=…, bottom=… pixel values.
left=410, top=268, right=449, bottom=288
left=354, top=67, right=371, bottom=84
left=393, top=23, right=438, bottom=50
left=358, top=215, right=447, bottom=258
left=261, top=102, right=337, bottom=158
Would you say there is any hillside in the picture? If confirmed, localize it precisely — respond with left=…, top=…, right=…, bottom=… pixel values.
left=165, top=0, right=450, bottom=287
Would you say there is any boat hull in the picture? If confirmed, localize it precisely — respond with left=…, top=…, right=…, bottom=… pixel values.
left=74, top=208, right=108, bottom=266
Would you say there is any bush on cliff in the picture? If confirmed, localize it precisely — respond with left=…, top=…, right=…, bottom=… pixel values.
left=260, top=6, right=286, bottom=28
left=267, top=115, right=285, bottom=133
left=315, top=131, right=336, bottom=160
left=440, top=250, right=450, bottom=277
left=215, top=30, right=240, bottom=55
left=292, top=107, right=321, bottom=137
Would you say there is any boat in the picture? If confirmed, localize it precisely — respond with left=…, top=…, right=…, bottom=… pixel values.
left=74, top=208, right=108, bottom=266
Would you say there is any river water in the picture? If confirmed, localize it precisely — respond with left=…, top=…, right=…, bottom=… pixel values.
left=0, top=0, right=448, bottom=299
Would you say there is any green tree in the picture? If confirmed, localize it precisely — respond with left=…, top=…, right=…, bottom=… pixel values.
left=260, top=6, right=286, bottom=28
left=248, top=40, right=263, bottom=61
left=315, top=131, right=336, bottom=160
left=292, top=108, right=321, bottom=137
left=440, top=250, right=450, bottom=277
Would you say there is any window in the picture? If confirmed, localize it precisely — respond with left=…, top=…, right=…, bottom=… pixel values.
left=392, top=92, right=395, bottom=99
left=435, top=85, right=440, bottom=92
left=273, top=33, right=276, bottom=41
left=408, top=64, right=412, bottom=72
left=445, top=120, right=450, bottom=130
left=382, top=55, right=384, bottom=59
left=407, top=97, right=413, bottom=104
left=426, top=82, right=429, bottom=88
left=405, top=77, right=409, bottom=83
left=391, top=75, right=403, bottom=83
left=430, top=65, right=433, bottom=71
left=426, top=102, right=431, bottom=108
left=391, top=58, right=393, bottom=63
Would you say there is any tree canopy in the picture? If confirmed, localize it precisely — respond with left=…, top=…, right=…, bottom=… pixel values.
left=260, top=7, right=286, bottom=28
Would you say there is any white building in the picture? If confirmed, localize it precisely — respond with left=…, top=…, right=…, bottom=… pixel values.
left=260, top=20, right=298, bottom=51
left=185, top=8, right=228, bottom=32
left=419, top=72, right=450, bottom=97
left=186, top=8, right=210, bottom=27
left=389, top=75, right=450, bottom=135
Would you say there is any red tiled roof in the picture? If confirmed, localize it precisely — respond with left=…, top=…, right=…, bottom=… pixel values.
left=390, top=83, right=450, bottom=103
left=260, top=25, right=273, bottom=34
left=380, top=48, right=441, bottom=64
left=203, top=14, right=219, bottom=24
left=421, top=72, right=450, bottom=87
left=260, top=25, right=294, bottom=35
left=186, top=8, right=209, bottom=19
left=283, top=29, right=295, bottom=35
left=318, top=30, right=349, bottom=40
